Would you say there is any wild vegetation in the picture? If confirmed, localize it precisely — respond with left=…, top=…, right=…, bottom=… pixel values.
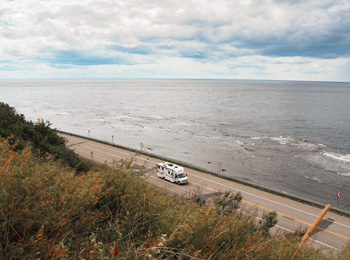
left=0, top=103, right=349, bottom=259
left=0, top=102, right=89, bottom=172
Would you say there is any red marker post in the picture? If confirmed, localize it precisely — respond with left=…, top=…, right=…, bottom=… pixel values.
left=337, top=192, right=341, bottom=208
left=218, top=162, right=222, bottom=174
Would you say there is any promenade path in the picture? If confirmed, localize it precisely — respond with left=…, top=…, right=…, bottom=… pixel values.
left=62, top=133, right=350, bottom=251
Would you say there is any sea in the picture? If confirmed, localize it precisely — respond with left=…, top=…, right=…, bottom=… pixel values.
left=1, top=79, right=350, bottom=211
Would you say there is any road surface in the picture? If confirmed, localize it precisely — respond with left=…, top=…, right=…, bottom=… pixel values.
left=62, top=133, right=350, bottom=251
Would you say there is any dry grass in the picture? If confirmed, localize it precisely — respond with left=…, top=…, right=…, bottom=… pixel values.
left=1, top=138, right=348, bottom=259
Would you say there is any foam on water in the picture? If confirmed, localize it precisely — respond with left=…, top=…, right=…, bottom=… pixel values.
left=235, top=140, right=244, bottom=146
left=338, top=172, right=350, bottom=176
left=322, top=152, right=350, bottom=163
left=270, top=136, right=294, bottom=145
left=2, top=79, right=350, bottom=209
left=148, top=115, right=164, bottom=120
left=312, top=176, right=323, bottom=183
left=306, top=151, right=350, bottom=177
left=293, top=142, right=318, bottom=151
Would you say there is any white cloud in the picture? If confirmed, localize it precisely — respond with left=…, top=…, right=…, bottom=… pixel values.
left=0, top=0, right=349, bottom=81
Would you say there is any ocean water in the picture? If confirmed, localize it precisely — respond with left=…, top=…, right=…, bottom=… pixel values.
left=1, top=79, right=350, bottom=210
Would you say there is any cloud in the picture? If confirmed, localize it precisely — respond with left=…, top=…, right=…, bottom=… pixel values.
left=0, top=0, right=349, bottom=81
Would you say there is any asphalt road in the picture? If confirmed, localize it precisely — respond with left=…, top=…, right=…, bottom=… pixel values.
left=62, top=133, right=350, bottom=251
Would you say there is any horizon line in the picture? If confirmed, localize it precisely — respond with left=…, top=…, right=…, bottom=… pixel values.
left=0, top=77, right=349, bottom=84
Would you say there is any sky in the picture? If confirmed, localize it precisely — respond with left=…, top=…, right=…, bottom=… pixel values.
left=0, top=0, right=349, bottom=82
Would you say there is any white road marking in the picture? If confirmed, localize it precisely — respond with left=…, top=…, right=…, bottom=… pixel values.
left=90, top=137, right=350, bottom=230
left=189, top=174, right=350, bottom=230
left=64, top=134, right=350, bottom=249
left=68, top=135, right=350, bottom=230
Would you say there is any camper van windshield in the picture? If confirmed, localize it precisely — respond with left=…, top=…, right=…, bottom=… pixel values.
left=177, top=173, right=186, bottom=178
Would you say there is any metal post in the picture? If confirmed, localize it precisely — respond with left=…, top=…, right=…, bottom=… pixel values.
left=90, top=151, right=93, bottom=160
left=88, top=130, right=90, bottom=138
left=112, top=135, right=114, bottom=143
left=140, top=142, right=143, bottom=151
left=337, top=196, right=340, bottom=208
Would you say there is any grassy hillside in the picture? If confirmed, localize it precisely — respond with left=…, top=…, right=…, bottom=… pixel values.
left=0, top=102, right=89, bottom=172
left=0, top=103, right=349, bottom=259
left=3, top=138, right=348, bottom=259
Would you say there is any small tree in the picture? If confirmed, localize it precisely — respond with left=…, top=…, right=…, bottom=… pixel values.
left=259, top=211, right=278, bottom=235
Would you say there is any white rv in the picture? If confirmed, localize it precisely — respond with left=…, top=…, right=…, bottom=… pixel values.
left=156, top=162, right=189, bottom=185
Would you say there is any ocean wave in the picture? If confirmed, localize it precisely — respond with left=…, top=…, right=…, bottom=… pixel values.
left=251, top=137, right=262, bottom=140
left=235, top=140, right=244, bottom=146
left=312, top=176, right=323, bottom=183
left=293, top=142, right=318, bottom=151
left=306, top=152, right=350, bottom=177
left=270, top=136, right=294, bottom=145
left=147, top=115, right=164, bottom=120
left=303, top=175, right=324, bottom=183
left=112, top=115, right=135, bottom=121
left=322, top=152, right=350, bottom=163
left=157, top=126, right=189, bottom=135
left=270, top=136, right=326, bottom=151
left=338, top=172, right=350, bottom=177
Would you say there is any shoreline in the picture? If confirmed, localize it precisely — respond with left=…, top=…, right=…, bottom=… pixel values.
left=58, top=129, right=350, bottom=217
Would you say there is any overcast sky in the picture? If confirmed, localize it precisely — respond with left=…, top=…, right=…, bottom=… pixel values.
left=0, top=0, right=349, bottom=81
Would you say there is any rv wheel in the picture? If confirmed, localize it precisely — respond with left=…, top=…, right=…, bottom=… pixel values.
left=177, top=181, right=181, bottom=185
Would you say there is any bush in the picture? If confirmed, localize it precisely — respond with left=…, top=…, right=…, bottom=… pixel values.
left=0, top=102, right=89, bottom=171
left=0, top=103, right=344, bottom=259
left=0, top=139, right=342, bottom=259
left=259, top=211, right=278, bottom=235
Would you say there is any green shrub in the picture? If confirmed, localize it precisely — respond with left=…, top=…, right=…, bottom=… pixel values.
left=1, top=138, right=341, bottom=259
left=0, top=102, right=89, bottom=171
left=259, top=211, right=279, bottom=235
left=0, top=102, right=344, bottom=259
